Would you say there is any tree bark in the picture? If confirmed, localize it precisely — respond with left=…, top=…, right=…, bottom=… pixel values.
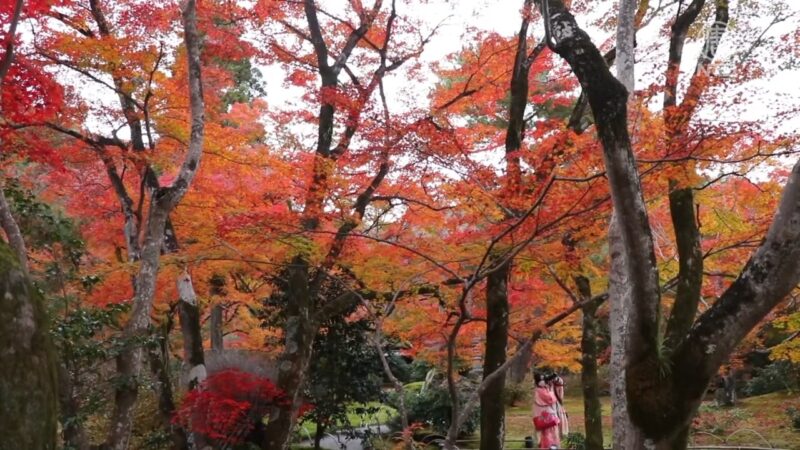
left=177, top=272, right=208, bottom=449
left=106, top=1, right=206, bottom=447
left=540, top=0, right=800, bottom=447
left=148, top=334, right=188, bottom=450
left=58, top=364, right=90, bottom=450
left=507, top=341, right=532, bottom=385
left=608, top=218, right=646, bottom=449
left=178, top=272, right=206, bottom=388
left=210, top=305, right=224, bottom=352
left=262, top=257, right=318, bottom=450
left=609, top=0, right=649, bottom=445
left=0, top=0, right=30, bottom=278
left=615, top=0, right=637, bottom=91
left=313, top=422, right=326, bottom=450
left=575, top=276, right=603, bottom=450
left=209, top=274, right=226, bottom=352
left=480, top=261, right=510, bottom=450
left=0, top=242, right=58, bottom=450
left=0, top=188, right=29, bottom=276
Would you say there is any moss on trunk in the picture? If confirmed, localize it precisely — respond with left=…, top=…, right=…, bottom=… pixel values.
left=0, top=242, right=58, bottom=450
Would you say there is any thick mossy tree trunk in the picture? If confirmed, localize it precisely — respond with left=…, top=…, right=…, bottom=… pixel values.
left=480, top=261, right=510, bottom=450
left=0, top=242, right=58, bottom=450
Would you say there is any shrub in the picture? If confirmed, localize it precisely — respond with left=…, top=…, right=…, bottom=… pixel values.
left=387, top=379, right=480, bottom=436
left=408, top=359, right=435, bottom=382
left=503, top=382, right=529, bottom=407
left=174, top=369, right=310, bottom=447
left=744, top=361, right=799, bottom=396
left=563, top=432, right=586, bottom=450
left=786, top=406, right=800, bottom=430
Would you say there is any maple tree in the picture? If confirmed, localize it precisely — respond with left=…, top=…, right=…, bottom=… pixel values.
left=2, top=0, right=800, bottom=449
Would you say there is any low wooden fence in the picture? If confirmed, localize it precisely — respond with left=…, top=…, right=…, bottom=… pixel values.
left=438, top=439, right=787, bottom=450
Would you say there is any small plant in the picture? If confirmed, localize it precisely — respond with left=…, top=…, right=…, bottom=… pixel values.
left=564, top=432, right=586, bottom=450
left=503, top=382, right=529, bottom=407
left=692, top=404, right=749, bottom=435
left=786, top=406, right=800, bottom=430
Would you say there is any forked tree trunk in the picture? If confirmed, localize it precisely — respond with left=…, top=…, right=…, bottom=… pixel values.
left=480, top=261, right=510, bottom=450
left=539, top=0, right=800, bottom=447
left=106, top=1, right=206, bottom=447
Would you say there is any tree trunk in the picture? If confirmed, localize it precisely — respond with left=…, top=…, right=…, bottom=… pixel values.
left=148, top=338, right=188, bottom=450
left=480, top=261, right=510, bottom=450
left=609, top=2, right=647, bottom=444
left=263, top=257, right=317, bottom=450
left=177, top=272, right=209, bottom=449
left=107, top=207, right=170, bottom=450
left=575, top=276, right=603, bottom=450
left=609, top=218, right=646, bottom=449
left=0, top=187, right=29, bottom=276
left=507, top=340, right=532, bottom=385
left=58, top=364, right=90, bottom=450
left=105, top=1, right=206, bottom=446
left=262, top=322, right=315, bottom=450
left=0, top=242, right=58, bottom=450
left=210, top=304, right=224, bottom=352
left=178, top=272, right=206, bottom=388
left=313, top=422, right=326, bottom=450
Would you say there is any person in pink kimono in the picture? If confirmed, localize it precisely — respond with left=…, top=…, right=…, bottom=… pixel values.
left=532, top=372, right=560, bottom=449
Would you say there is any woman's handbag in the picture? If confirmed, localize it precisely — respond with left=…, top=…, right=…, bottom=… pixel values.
left=532, top=411, right=558, bottom=430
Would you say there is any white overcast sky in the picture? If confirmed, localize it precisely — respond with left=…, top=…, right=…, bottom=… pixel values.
left=258, top=0, right=800, bottom=137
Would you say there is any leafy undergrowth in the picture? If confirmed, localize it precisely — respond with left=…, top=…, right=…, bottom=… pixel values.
left=504, top=391, right=800, bottom=449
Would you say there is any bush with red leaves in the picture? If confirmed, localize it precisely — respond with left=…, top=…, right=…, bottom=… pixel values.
left=174, top=369, right=312, bottom=446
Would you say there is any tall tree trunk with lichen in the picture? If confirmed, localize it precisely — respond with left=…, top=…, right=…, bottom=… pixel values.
left=105, top=1, right=206, bottom=447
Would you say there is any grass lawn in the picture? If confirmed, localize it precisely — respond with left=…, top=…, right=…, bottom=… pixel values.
left=296, top=402, right=397, bottom=439
left=293, top=391, right=800, bottom=449
left=503, top=391, right=800, bottom=449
